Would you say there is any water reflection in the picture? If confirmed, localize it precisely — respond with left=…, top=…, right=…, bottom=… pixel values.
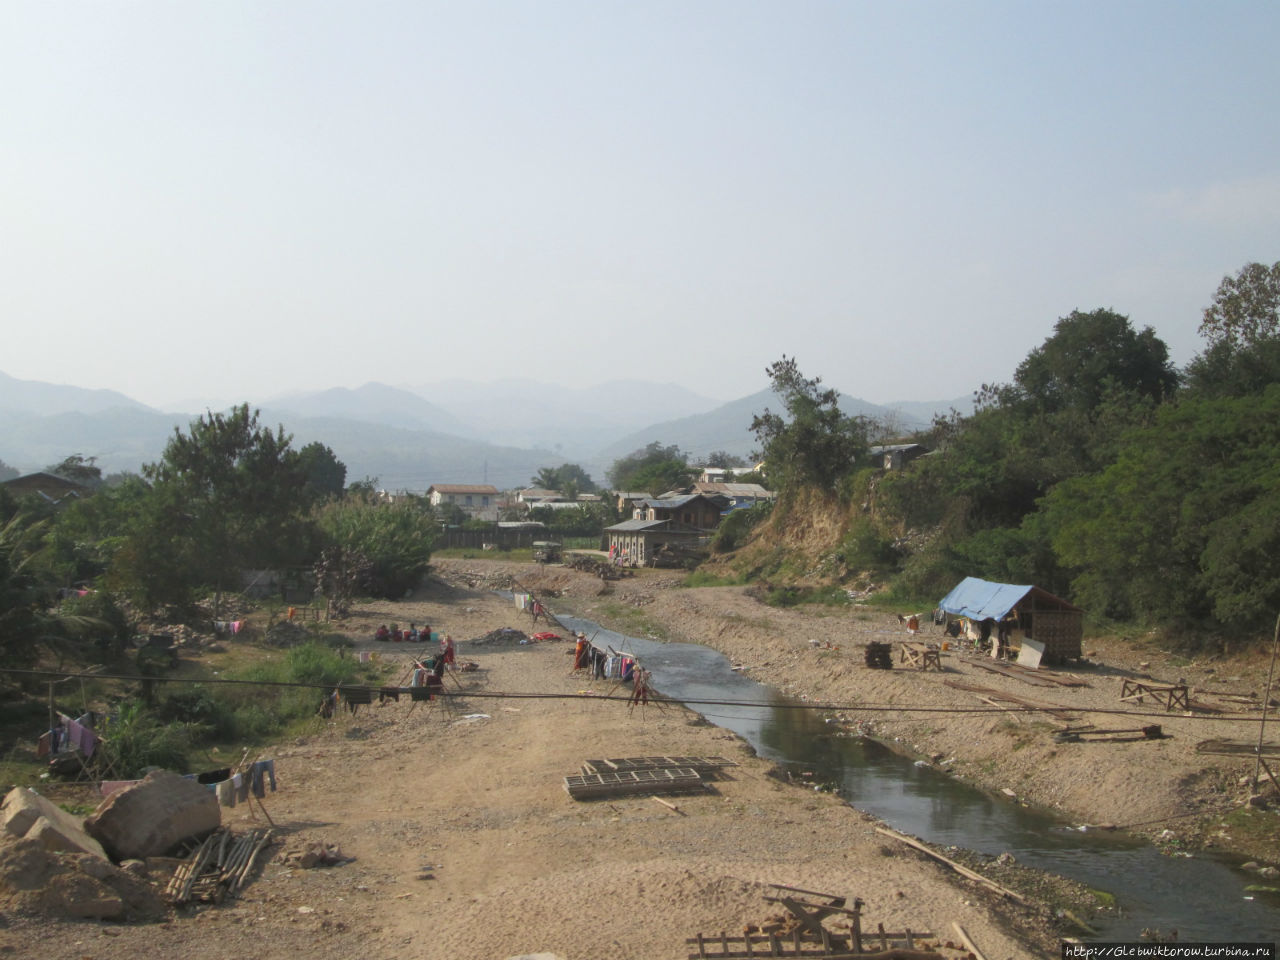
left=557, top=616, right=1280, bottom=941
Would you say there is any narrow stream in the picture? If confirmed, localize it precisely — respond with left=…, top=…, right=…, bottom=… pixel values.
left=557, top=616, right=1280, bottom=942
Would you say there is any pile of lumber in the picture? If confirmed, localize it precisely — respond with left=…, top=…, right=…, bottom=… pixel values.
left=565, top=553, right=630, bottom=579
left=564, top=767, right=706, bottom=800
left=164, top=827, right=273, bottom=905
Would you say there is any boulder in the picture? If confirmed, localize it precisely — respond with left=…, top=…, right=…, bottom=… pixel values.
left=27, top=815, right=110, bottom=860
left=0, top=787, right=107, bottom=860
left=85, top=770, right=220, bottom=861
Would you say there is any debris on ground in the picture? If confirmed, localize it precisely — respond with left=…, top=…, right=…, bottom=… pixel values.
left=470, top=627, right=530, bottom=645
left=280, top=839, right=355, bottom=869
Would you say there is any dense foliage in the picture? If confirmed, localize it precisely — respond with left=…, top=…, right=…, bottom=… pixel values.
left=607, top=442, right=699, bottom=494
left=750, top=356, right=869, bottom=496
left=747, top=267, right=1280, bottom=642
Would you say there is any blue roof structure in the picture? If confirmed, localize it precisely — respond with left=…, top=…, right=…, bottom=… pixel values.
left=937, top=576, right=1078, bottom=621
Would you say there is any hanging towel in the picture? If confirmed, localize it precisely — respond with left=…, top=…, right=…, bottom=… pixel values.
left=216, top=778, right=237, bottom=808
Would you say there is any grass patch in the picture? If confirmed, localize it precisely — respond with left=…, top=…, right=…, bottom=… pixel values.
left=587, top=601, right=671, bottom=641
left=759, top=584, right=850, bottom=609
left=682, top=570, right=745, bottom=588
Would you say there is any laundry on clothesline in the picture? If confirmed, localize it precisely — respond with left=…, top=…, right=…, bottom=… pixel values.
left=213, top=620, right=244, bottom=634
left=41, top=713, right=100, bottom=761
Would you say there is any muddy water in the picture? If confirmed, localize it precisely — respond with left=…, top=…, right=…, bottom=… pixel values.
left=559, top=617, right=1280, bottom=942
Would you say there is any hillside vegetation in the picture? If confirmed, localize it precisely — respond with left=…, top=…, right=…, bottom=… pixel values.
left=710, top=262, right=1280, bottom=649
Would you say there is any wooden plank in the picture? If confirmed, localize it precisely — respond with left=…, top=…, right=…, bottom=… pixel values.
left=952, top=922, right=989, bottom=960
left=875, top=826, right=1030, bottom=906
left=970, top=659, right=1057, bottom=687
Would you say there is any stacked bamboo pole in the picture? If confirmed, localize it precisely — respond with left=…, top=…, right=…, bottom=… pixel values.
left=163, top=827, right=274, bottom=905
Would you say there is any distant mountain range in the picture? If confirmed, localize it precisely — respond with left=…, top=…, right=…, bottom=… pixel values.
left=0, top=369, right=972, bottom=490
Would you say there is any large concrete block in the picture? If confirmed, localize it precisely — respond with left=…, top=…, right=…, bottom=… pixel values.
left=1, top=787, right=107, bottom=859
left=85, top=770, right=220, bottom=861
left=27, top=814, right=109, bottom=860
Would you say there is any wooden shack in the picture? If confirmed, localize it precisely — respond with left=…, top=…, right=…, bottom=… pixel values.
left=937, top=576, right=1082, bottom=663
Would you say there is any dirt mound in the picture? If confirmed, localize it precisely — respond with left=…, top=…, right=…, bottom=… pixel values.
left=0, top=837, right=168, bottom=922
left=470, top=627, right=530, bottom=646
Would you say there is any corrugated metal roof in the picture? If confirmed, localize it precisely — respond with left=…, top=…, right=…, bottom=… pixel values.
left=695, top=482, right=773, bottom=497
left=428, top=484, right=499, bottom=494
left=937, top=576, right=1079, bottom=620
left=644, top=494, right=703, bottom=509
left=605, top=518, right=670, bottom=532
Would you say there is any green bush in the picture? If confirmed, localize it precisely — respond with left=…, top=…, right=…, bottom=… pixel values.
left=760, top=584, right=850, bottom=608
left=711, top=502, right=773, bottom=554
left=98, top=700, right=192, bottom=777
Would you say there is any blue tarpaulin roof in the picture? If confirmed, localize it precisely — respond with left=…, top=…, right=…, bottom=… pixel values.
left=937, top=576, right=1078, bottom=621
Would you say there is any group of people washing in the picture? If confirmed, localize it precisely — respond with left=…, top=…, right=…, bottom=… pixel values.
left=374, top=622, right=456, bottom=665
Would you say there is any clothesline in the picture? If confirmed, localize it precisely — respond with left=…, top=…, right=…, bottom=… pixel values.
left=99, top=759, right=278, bottom=810
left=37, top=712, right=100, bottom=760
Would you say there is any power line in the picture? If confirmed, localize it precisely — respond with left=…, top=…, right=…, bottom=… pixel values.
left=0, top=667, right=1262, bottom=722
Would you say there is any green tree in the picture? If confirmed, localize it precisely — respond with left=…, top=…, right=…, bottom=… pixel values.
left=1199, top=260, right=1280, bottom=350
left=529, top=463, right=597, bottom=493
left=0, top=458, right=18, bottom=482
left=750, top=357, right=868, bottom=496
left=607, top=442, right=698, bottom=493
left=1041, top=385, right=1280, bottom=628
left=1005, top=309, right=1179, bottom=415
left=117, top=405, right=310, bottom=611
left=44, top=454, right=104, bottom=489
left=530, top=467, right=562, bottom=490
left=0, top=510, right=109, bottom=667
left=703, top=451, right=746, bottom=469
left=296, top=442, right=347, bottom=504
left=555, top=463, right=597, bottom=493
left=314, top=496, right=437, bottom=598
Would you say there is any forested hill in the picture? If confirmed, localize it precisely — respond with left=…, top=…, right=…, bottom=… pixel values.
left=721, top=265, right=1280, bottom=643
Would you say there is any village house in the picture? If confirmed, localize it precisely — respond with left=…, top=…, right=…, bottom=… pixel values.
left=690, top=480, right=774, bottom=509
left=516, top=488, right=562, bottom=504
left=426, top=483, right=501, bottom=522
left=604, top=493, right=726, bottom=568
left=613, top=490, right=651, bottom=514
left=867, top=443, right=928, bottom=470
left=0, top=472, right=91, bottom=506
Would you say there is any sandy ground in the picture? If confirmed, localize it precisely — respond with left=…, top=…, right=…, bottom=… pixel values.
left=1, top=562, right=1083, bottom=960
left=486, top=560, right=1275, bottom=841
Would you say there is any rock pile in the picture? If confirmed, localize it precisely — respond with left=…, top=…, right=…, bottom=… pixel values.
left=470, top=627, right=530, bottom=646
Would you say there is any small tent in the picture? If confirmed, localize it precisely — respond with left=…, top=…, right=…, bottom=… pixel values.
left=937, top=576, right=1082, bottom=662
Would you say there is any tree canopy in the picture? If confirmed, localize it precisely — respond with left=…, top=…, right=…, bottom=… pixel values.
left=607, top=442, right=698, bottom=494
left=1199, top=260, right=1280, bottom=350
left=750, top=357, right=868, bottom=496
left=114, top=405, right=311, bottom=608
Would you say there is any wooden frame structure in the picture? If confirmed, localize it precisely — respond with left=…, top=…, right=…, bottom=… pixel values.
left=687, top=884, right=935, bottom=959
left=897, top=642, right=941, bottom=671
left=1120, top=679, right=1189, bottom=712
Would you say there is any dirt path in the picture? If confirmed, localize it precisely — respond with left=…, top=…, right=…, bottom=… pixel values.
left=9, top=566, right=1062, bottom=960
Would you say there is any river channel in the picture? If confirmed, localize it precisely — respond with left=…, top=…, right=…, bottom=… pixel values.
left=557, top=616, right=1280, bottom=943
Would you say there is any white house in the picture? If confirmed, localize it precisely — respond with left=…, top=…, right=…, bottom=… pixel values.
left=426, top=484, right=501, bottom=521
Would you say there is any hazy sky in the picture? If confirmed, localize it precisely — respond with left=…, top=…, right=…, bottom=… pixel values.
left=3, top=1, right=1277, bottom=410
